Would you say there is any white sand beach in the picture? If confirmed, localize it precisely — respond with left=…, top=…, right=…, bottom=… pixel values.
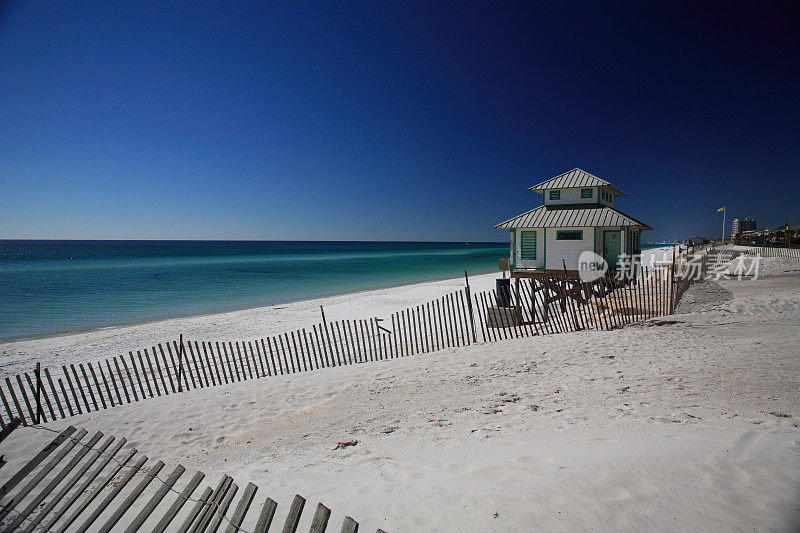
left=1, top=250, right=798, bottom=531
left=0, top=247, right=677, bottom=378
left=0, top=273, right=501, bottom=378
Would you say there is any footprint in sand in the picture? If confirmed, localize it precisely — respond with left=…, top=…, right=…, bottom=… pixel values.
left=470, top=427, right=501, bottom=438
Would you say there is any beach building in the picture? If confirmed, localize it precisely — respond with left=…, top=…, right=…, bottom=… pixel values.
left=732, top=217, right=757, bottom=235
left=495, top=168, right=653, bottom=272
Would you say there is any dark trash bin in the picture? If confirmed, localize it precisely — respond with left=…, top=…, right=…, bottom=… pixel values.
left=496, top=278, right=511, bottom=307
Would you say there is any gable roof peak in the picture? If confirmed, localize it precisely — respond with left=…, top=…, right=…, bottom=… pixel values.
left=528, top=168, right=626, bottom=196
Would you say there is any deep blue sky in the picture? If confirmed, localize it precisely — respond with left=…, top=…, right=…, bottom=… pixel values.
left=1, top=1, right=798, bottom=242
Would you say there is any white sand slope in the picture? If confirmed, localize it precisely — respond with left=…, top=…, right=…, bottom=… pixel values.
left=0, top=273, right=500, bottom=377
left=0, top=247, right=675, bottom=378
left=1, top=254, right=798, bottom=531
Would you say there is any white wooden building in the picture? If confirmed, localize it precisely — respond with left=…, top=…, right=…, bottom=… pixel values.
left=495, top=168, right=653, bottom=271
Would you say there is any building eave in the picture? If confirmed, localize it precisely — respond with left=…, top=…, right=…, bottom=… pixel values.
left=494, top=204, right=653, bottom=231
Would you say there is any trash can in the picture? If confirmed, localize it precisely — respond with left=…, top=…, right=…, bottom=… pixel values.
left=496, top=278, right=511, bottom=307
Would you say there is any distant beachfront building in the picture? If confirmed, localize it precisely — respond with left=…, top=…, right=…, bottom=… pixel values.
left=732, top=217, right=757, bottom=235
left=495, top=168, right=653, bottom=271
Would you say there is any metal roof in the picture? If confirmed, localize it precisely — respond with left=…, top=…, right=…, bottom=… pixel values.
left=528, top=168, right=626, bottom=196
left=494, top=204, right=653, bottom=230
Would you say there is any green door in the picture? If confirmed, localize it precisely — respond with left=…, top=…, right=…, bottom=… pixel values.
left=603, top=230, right=621, bottom=269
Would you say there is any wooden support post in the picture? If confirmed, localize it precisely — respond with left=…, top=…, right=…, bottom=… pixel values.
left=669, top=247, right=676, bottom=314
left=34, top=364, right=43, bottom=423
left=25, top=370, right=54, bottom=422
left=464, top=270, right=477, bottom=343
left=180, top=333, right=198, bottom=389
left=322, top=317, right=336, bottom=366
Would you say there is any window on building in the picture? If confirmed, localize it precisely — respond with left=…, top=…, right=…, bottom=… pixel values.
left=549, top=190, right=560, bottom=200
left=520, top=231, right=536, bottom=260
left=581, top=188, right=592, bottom=199
left=556, top=230, right=583, bottom=240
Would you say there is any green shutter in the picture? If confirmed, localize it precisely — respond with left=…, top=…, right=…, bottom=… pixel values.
left=581, top=188, right=592, bottom=198
left=520, top=231, right=537, bottom=259
left=549, top=190, right=560, bottom=200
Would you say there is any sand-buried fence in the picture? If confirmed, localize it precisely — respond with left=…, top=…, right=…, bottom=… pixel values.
left=0, top=424, right=383, bottom=532
left=737, top=246, right=799, bottom=260
left=3, top=244, right=786, bottom=427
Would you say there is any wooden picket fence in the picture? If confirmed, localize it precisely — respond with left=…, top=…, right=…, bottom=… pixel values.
left=737, top=246, right=800, bottom=261
left=0, top=291, right=482, bottom=428
left=0, top=255, right=716, bottom=428
left=0, top=424, right=385, bottom=532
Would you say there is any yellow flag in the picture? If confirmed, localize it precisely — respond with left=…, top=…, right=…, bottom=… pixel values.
left=717, top=206, right=725, bottom=212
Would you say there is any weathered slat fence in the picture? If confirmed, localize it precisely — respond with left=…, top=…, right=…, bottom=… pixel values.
left=0, top=425, right=384, bottom=532
left=0, top=288, right=480, bottom=428
left=4, top=244, right=781, bottom=428
left=737, top=246, right=800, bottom=261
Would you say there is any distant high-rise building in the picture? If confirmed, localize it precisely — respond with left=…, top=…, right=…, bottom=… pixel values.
left=732, top=217, right=757, bottom=235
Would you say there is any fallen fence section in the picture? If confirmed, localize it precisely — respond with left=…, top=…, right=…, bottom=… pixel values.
left=3, top=244, right=778, bottom=427
left=0, top=425, right=385, bottom=533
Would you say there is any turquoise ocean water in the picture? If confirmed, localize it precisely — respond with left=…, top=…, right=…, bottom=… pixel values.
left=0, top=240, right=506, bottom=341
